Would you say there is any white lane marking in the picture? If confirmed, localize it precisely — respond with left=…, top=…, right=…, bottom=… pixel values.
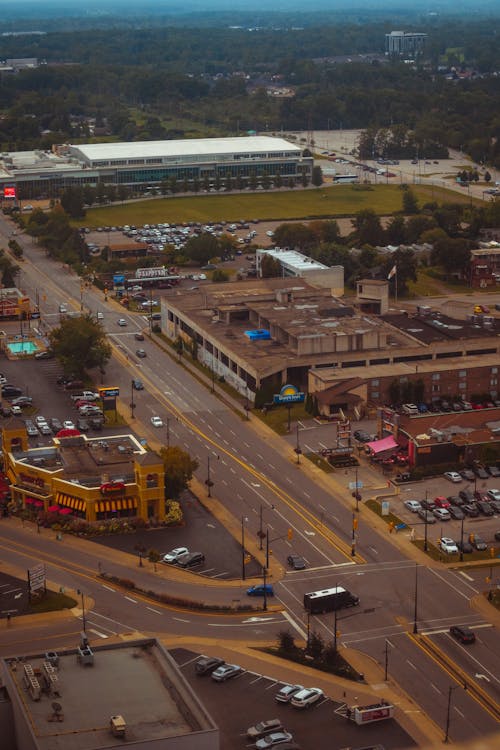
left=431, top=683, right=441, bottom=694
left=428, top=566, right=478, bottom=598
left=454, top=707, right=464, bottom=718
left=102, top=584, right=115, bottom=592
left=89, top=628, right=108, bottom=639
left=124, top=596, right=137, bottom=603
left=407, top=660, right=417, bottom=670
left=147, top=607, right=162, bottom=614
left=282, top=610, right=307, bottom=639
left=458, top=571, right=474, bottom=581
left=173, top=617, right=190, bottom=623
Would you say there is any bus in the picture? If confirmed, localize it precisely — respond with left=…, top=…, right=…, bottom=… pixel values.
left=303, top=586, right=359, bottom=614
left=333, top=174, right=359, bottom=184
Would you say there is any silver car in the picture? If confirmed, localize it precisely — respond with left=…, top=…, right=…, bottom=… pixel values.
left=211, top=663, right=242, bottom=682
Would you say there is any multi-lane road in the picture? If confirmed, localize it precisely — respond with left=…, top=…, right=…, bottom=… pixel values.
left=0, top=211, right=499, bottom=745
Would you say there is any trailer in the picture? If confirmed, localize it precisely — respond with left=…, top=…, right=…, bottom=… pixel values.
left=347, top=702, right=395, bottom=725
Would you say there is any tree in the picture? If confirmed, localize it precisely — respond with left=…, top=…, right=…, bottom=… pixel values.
left=0, top=249, right=20, bottom=287
left=311, top=165, right=323, bottom=186
left=382, top=247, right=417, bottom=296
left=484, top=171, right=491, bottom=183
left=260, top=254, right=281, bottom=278
left=385, top=215, right=407, bottom=245
left=159, top=445, right=198, bottom=499
left=402, top=186, right=419, bottom=215
left=277, top=629, right=296, bottom=654
left=61, top=186, right=85, bottom=218
left=184, top=233, right=219, bottom=265
left=48, top=314, right=111, bottom=377
left=212, top=269, right=229, bottom=282
left=350, top=209, right=385, bottom=247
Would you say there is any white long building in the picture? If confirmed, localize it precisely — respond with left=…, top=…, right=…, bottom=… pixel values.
left=0, top=135, right=312, bottom=199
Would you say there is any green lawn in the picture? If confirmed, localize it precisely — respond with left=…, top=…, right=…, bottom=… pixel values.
left=81, top=183, right=471, bottom=228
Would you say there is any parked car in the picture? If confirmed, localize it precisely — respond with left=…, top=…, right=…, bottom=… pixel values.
left=34, top=350, right=54, bottom=360
left=211, top=663, right=242, bottom=682
left=456, top=539, right=473, bottom=554
left=63, top=420, right=76, bottom=430
left=76, top=418, right=90, bottom=432
left=404, top=500, right=421, bottom=513
left=417, top=509, right=436, bottom=524
left=474, top=467, right=489, bottom=480
left=50, top=418, right=63, bottom=433
left=434, top=496, right=451, bottom=509
left=471, top=534, right=487, bottom=551
left=449, top=506, right=465, bottom=521
left=460, top=469, right=475, bottom=481
left=488, top=499, right=500, bottom=513
left=287, top=554, right=306, bottom=570
left=495, top=531, right=500, bottom=541
left=353, top=430, right=371, bottom=442
left=255, top=732, right=294, bottom=749
left=421, top=497, right=436, bottom=511
left=290, top=687, right=324, bottom=709
left=79, top=406, right=102, bottom=417
left=448, top=495, right=465, bottom=507
left=275, top=685, right=304, bottom=704
left=71, top=391, right=99, bottom=402
left=163, top=547, right=189, bottom=564
left=433, top=508, right=451, bottom=521
left=477, top=500, right=494, bottom=517
left=2, top=385, right=23, bottom=399
left=450, top=625, right=475, bottom=644
left=11, top=396, right=33, bottom=407
left=444, top=471, right=462, bottom=483
left=195, top=656, right=225, bottom=675
left=177, top=551, right=205, bottom=568
left=247, top=719, right=283, bottom=740
left=24, top=420, right=39, bottom=437
left=38, top=422, right=52, bottom=435
left=89, top=417, right=103, bottom=431
left=440, top=537, right=458, bottom=554
left=462, top=504, right=479, bottom=518
left=487, top=489, right=500, bottom=502
left=486, top=465, right=500, bottom=478
left=459, top=489, right=475, bottom=503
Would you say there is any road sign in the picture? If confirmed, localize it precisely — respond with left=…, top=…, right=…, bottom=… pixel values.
left=349, top=481, right=364, bottom=490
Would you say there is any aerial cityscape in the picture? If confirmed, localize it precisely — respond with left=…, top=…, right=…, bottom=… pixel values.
left=0, top=3, right=499, bottom=750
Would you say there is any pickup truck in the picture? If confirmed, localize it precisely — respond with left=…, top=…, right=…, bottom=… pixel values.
left=70, top=391, right=99, bottom=402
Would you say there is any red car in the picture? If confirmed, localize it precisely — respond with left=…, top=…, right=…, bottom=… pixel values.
left=74, top=399, right=94, bottom=409
left=434, top=496, right=451, bottom=509
left=472, top=403, right=484, bottom=410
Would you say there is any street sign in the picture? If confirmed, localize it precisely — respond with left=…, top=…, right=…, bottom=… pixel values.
left=349, top=481, right=364, bottom=490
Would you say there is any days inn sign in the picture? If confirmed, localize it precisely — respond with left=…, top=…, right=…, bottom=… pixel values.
left=273, top=384, right=305, bottom=405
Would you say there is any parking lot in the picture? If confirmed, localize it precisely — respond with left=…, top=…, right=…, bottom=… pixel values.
left=170, top=647, right=416, bottom=750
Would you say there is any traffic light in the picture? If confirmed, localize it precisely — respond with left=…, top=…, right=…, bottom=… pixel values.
left=287, top=528, right=293, bottom=541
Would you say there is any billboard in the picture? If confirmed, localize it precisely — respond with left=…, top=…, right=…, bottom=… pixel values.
left=3, top=186, right=16, bottom=198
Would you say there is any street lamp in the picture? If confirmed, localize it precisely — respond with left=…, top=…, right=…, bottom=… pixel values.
left=444, top=682, right=467, bottom=743
left=77, top=589, right=87, bottom=632
left=413, top=563, right=419, bottom=634
left=241, top=516, right=248, bottom=581
left=459, top=514, right=465, bottom=562
left=295, top=423, right=302, bottom=464
left=384, top=638, right=392, bottom=681
left=205, top=455, right=213, bottom=497
left=130, top=379, right=135, bottom=418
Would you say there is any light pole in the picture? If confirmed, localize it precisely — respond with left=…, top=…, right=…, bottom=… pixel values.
left=444, top=682, right=467, bottom=743
left=241, top=516, right=247, bottom=581
left=77, top=589, right=87, bottom=632
left=413, top=563, right=419, bottom=634
left=459, top=514, right=465, bottom=562
left=384, top=639, right=391, bottom=681
left=262, top=566, right=267, bottom=611
left=206, top=455, right=213, bottom=497
left=130, top=379, right=135, bottom=418
left=295, top=423, right=302, bottom=464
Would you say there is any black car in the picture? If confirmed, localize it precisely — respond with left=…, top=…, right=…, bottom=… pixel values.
left=448, top=495, right=465, bottom=507
left=474, top=467, right=489, bottom=480
left=76, top=418, right=90, bottom=432
left=449, top=506, right=465, bottom=520
left=49, top=417, right=63, bottom=434
left=134, top=332, right=145, bottom=341
left=421, top=497, right=436, bottom=511
left=353, top=430, right=371, bottom=442
left=472, top=534, right=487, bottom=551
left=489, top=500, right=500, bottom=513
left=450, top=625, right=475, bottom=644
left=477, top=500, right=494, bottom=517
left=456, top=539, right=473, bottom=554
left=462, top=504, right=479, bottom=518
left=459, top=489, right=475, bottom=503
left=287, top=553, right=307, bottom=570
left=486, top=466, right=500, bottom=478
left=460, top=469, right=475, bottom=481
left=2, top=385, right=23, bottom=399
left=89, top=417, right=103, bottom=431
left=195, top=656, right=225, bottom=675
left=177, top=551, right=205, bottom=568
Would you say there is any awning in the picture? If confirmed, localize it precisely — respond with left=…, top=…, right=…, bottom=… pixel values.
left=59, top=508, right=72, bottom=515
left=366, top=435, right=398, bottom=455
left=48, top=505, right=60, bottom=513
left=55, top=493, right=86, bottom=513
left=33, top=500, right=44, bottom=508
left=96, top=497, right=137, bottom=513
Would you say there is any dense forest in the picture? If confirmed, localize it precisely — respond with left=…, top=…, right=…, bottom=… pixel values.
left=0, top=16, right=500, bottom=165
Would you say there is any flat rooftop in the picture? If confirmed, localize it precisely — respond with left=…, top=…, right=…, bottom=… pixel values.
left=383, top=311, right=500, bottom=344
left=2, top=639, right=217, bottom=750
left=398, top=408, right=500, bottom=446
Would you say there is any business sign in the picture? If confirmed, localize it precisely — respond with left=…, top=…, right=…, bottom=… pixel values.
left=273, top=384, right=305, bottom=405
left=27, top=563, right=46, bottom=594
left=136, top=266, right=169, bottom=279
left=100, top=481, right=125, bottom=495
left=3, top=186, right=16, bottom=198
left=99, top=387, right=119, bottom=398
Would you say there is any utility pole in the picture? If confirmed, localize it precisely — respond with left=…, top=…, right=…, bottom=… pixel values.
left=206, top=456, right=212, bottom=497
left=262, top=567, right=267, bottom=611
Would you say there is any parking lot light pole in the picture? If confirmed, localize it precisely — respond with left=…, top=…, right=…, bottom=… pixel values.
left=130, top=379, right=135, bottom=418
left=262, top=567, right=267, bottom=611
left=241, top=517, right=247, bottom=581
left=444, top=682, right=467, bottom=743
left=459, top=515, right=465, bottom=562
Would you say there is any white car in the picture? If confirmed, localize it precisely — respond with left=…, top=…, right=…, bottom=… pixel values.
left=163, top=547, right=188, bottom=564
left=35, top=415, right=48, bottom=425
left=117, top=318, right=128, bottom=326
left=151, top=416, right=163, bottom=428
left=255, top=732, right=293, bottom=749
left=290, top=687, right=324, bottom=709
left=444, top=471, right=462, bottom=483
left=404, top=500, right=421, bottom=513
left=63, top=420, right=76, bottom=430
left=433, top=507, right=451, bottom=521
left=487, top=489, right=500, bottom=502
left=440, top=537, right=459, bottom=554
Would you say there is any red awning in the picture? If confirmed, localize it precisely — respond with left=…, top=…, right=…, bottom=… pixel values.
left=366, top=435, right=398, bottom=455
left=48, top=505, right=60, bottom=513
left=59, top=507, right=72, bottom=515
left=56, top=429, right=81, bottom=437
left=33, top=500, right=44, bottom=507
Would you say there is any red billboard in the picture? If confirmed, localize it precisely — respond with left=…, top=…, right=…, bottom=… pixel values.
left=3, top=186, right=16, bottom=198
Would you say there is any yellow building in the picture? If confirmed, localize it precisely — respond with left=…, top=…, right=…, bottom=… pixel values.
left=1, top=420, right=166, bottom=522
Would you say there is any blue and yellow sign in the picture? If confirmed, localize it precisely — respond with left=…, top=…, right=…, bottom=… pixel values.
left=273, top=384, right=305, bottom=405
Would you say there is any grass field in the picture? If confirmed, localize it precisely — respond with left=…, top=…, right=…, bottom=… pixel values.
left=82, top=182, right=475, bottom=228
